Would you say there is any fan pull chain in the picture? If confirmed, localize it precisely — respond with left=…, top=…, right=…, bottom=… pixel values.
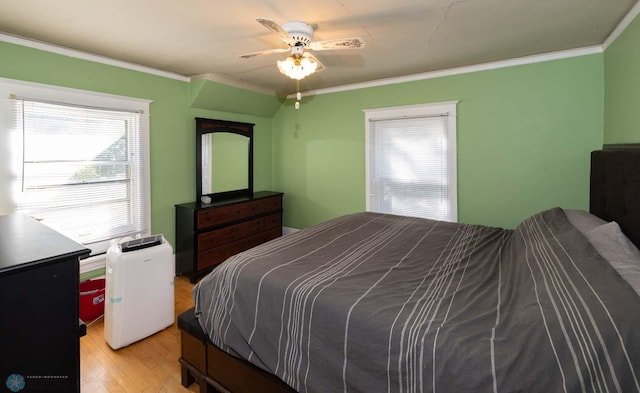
left=295, top=80, right=302, bottom=109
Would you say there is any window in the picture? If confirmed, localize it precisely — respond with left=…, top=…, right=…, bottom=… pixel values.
left=0, top=78, right=151, bottom=255
left=364, top=101, right=458, bottom=222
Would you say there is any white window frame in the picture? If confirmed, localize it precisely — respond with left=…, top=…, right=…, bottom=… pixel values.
left=364, top=101, right=458, bottom=221
left=0, top=77, right=152, bottom=254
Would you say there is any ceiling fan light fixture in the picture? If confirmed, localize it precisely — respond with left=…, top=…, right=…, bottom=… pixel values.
left=277, top=54, right=318, bottom=80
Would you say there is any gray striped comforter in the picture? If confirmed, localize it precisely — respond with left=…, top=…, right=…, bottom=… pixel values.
left=193, top=209, right=640, bottom=393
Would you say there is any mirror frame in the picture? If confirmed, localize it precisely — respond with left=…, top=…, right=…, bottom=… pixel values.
left=195, top=117, right=254, bottom=203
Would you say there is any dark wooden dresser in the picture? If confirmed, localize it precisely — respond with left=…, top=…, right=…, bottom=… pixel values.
left=175, top=191, right=283, bottom=282
left=0, top=214, right=90, bottom=393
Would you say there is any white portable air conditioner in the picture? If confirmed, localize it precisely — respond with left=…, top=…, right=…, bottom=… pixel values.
left=104, top=235, right=175, bottom=350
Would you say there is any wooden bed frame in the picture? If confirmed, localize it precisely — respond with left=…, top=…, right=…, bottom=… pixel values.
left=178, top=148, right=640, bottom=393
left=178, top=307, right=295, bottom=393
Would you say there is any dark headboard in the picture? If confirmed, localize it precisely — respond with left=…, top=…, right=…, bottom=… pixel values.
left=590, top=149, right=640, bottom=249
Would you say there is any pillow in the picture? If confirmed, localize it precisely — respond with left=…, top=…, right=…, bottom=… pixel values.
left=586, top=221, right=640, bottom=297
left=564, top=209, right=607, bottom=234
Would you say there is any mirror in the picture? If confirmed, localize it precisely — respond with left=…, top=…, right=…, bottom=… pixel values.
left=196, top=118, right=253, bottom=203
left=201, top=133, right=250, bottom=194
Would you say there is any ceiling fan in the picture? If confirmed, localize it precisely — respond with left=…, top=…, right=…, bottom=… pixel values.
left=240, top=18, right=366, bottom=80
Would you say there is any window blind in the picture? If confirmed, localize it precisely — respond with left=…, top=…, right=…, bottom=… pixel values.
left=9, top=98, right=148, bottom=254
left=367, top=110, right=456, bottom=221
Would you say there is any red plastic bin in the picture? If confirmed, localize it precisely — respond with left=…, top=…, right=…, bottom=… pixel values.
left=79, top=278, right=105, bottom=322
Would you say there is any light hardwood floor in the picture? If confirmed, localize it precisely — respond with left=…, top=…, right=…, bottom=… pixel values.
left=80, top=275, right=199, bottom=393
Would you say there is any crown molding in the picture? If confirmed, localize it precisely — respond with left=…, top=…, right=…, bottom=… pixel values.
left=290, top=46, right=603, bottom=99
left=0, top=32, right=191, bottom=82
left=190, top=73, right=277, bottom=96
left=3, top=9, right=633, bottom=99
left=602, top=1, right=640, bottom=49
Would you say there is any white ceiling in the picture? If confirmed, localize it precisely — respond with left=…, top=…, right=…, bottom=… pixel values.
left=0, top=0, right=637, bottom=97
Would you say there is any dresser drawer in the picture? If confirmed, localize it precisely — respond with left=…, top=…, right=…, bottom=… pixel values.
left=197, top=227, right=282, bottom=271
left=197, top=213, right=281, bottom=252
left=176, top=191, right=283, bottom=282
left=197, top=196, right=282, bottom=230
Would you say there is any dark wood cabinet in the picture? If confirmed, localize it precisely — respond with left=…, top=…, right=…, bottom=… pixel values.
left=175, top=191, right=283, bottom=282
left=0, top=214, right=90, bottom=393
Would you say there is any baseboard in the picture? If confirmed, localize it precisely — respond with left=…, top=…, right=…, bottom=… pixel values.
left=283, top=226, right=300, bottom=235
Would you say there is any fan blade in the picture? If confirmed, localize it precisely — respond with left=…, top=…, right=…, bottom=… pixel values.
left=303, top=52, right=325, bottom=72
left=308, top=37, right=366, bottom=51
left=239, top=48, right=289, bottom=59
left=256, top=18, right=293, bottom=45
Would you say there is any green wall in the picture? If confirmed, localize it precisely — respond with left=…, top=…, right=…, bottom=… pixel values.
left=1, top=32, right=618, bottom=246
left=273, top=55, right=604, bottom=229
left=604, top=13, right=640, bottom=143
left=0, top=41, right=273, bottom=249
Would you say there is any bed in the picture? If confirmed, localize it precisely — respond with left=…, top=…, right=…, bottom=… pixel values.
left=178, top=149, right=640, bottom=393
